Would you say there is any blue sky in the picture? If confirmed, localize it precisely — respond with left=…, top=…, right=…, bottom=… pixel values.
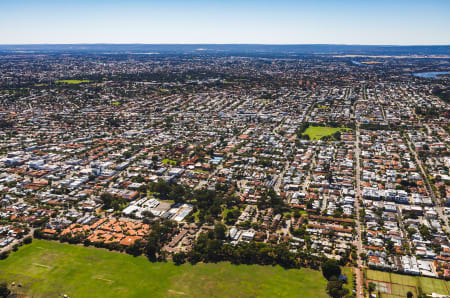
left=0, top=0, right=449, bottom=44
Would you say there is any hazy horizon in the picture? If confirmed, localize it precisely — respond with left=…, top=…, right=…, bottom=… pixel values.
left=0, top=43, right=450, bottom=46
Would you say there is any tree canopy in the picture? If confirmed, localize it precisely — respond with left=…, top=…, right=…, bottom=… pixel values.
left=321, top=259, right=341, bottom=280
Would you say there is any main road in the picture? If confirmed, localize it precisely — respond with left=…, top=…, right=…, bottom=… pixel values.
left=354, top=121, right=365, bottom=298
left=404, top=134, right=449, bottom=229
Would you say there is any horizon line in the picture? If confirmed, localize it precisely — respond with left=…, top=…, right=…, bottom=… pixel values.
left=0, top=43, right=450, bottom=47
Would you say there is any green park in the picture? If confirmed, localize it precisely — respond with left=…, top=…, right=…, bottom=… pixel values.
left=302, top=126, right=350, bottom=140
left=0, top=240, right=334, bottom=298
left=55, top=80, right=91, bottom=84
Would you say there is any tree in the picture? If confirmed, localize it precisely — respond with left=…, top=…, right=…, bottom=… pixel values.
left=368, top=281, right=376, bottom=296
left=168, top=184, right=186, bottom=204
left=257, top=189, right=285, bottom=214
left=225, top=209, right=240, bottom=225
left=100, top=192, right=126, bottom=211
left=0, top=251, right=9, bottom=260
left=321, top=259, right=341, bottom=280
left=333, top=131, right=341, bottom=141
left=125, top=240, right=143, bottom=257
left=150, top=179, right=172, bottom=201
left=206, top=239, right=223, bottom=262
left=141, top=210, right=155, bottom=220
left=172, top=252, right=186, bottom=265
left=33, top=229, right=44, bottom=239
left=419, top=224, right=432, bottom=241
left=327, top=277, right=349, bottom=298
left=100, top=192, right=113, bottom=209
left=0, top=282, right=10, bottom=298
left=145, top=238, right=158, bottom=262
left=386, top=240, right=395, bottom=253
left=214, top=223, right=226, bottom=240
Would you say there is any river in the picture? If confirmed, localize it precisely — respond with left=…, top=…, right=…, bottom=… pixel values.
left=409, top=71, right=450, bottom=79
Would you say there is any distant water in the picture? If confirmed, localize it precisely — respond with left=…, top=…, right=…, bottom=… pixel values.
left=409, top=71, right=450, bottom=79
left=351, top=61, right=366, bottom=66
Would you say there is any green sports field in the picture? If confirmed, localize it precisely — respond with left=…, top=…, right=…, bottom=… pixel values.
left=0, top=240, right=330, bottom=298
left=302, top=126, right=349, bottom=140
left=365, top=269, right=450, bottom=297
left=162, top=158, right=177, bottom=165
left=55, top=80, right=91, bottom=84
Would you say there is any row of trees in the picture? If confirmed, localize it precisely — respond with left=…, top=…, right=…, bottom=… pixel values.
left=33, top=219, right=177, bottom=261
left=321, top=259, right=349, bottom=298
left=172, top=224, right=324, bottom=270
left=256, top=189, right=285, bottom=214
left=147, top=179, right=190, bottom=203
left=100, top=192, right=127, bottom=211
left=0, top=119, right=13, bottom=129
left=0, top=236, right=32, bottom=263
left=143, top=179, right=241, bottom=225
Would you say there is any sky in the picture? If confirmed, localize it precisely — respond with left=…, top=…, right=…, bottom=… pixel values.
left=0, top=0, right=449, bottom=45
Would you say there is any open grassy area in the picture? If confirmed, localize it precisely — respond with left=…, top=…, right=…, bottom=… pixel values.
left=342, top=267, right=354, bottom=294
left=366, top=270, right=391, bottom=282
left=162, top=158, right=177, bottom=165
left=419, top=276, right=449, bottom=296
left=390, top=273, right=417, bottom=287
left=55, top=79, right=91, bottom=84
left=302, top=126, right=349, bottom=140
left=0, top=240, right=329, bottom=298
left=365, top=269, right=450, bottom=297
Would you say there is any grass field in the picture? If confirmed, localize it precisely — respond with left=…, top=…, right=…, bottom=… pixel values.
left=162, top=158, right=177, bottom=165
left=390, top=274, right=417, bottom=286
left=0, top=240, right=330, bottom=298
left=419, top=277, right=449, bottom=296
left=366, top=270, right=391, bottom=282
left=55, top=80, right=91, bottom=84
left=302, top=126, right=349, bottom=140
left=365, top=269, right=450, bottom=297
left=342, top=267, right=354, bottom=294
